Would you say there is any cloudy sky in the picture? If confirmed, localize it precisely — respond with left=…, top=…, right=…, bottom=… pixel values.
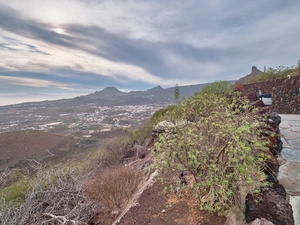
left=0, top=0, right=300, bottom=106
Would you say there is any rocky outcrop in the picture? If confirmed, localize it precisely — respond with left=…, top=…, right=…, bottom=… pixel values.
left=245, top=109, right=294, bottom=224
left=245, top=177, right=294, bottom=225
left=132, top=145, right=148, bottom=159
left=237, top=66, right=263, bottom=85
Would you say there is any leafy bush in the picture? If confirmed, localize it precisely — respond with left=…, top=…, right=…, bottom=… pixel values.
left=198, top=80, right=234, bottom=96
left=154, top=92, right=269, bottom=215
left=150, top=105, right=177, bottom=125
left=0, top=179, right=28, bottom=207
left=85, top=167, right=142, bottom=224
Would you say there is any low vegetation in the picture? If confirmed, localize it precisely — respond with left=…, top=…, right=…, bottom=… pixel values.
left=198, top=80, right=234, bottom=96
left=0, top=80, right=275, bottom=223
left=99, top=122, right=152, bottom=166
left=154, top=82, right=270, bottom=216
left=0, top=167, right=96, bottom=224
left=0, top=121, right=152, bottom=224
left=85, top=167, right=142, bottom=224
left=239, top=61, right=300, bottom=85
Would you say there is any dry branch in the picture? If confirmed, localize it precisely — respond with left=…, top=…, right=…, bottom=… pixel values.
left=112, top=170, right=158, bottom=225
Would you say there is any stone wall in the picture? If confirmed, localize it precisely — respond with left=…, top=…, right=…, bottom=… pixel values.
left=241, top=75, right=300, bottom=114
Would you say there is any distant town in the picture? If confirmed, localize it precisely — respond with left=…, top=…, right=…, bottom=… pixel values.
left=0, top=102, right=168, bottom=137
left=0, top=84, right=220, bottom=137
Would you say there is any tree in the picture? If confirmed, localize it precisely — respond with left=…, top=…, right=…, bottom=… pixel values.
left=174, top=84, right=180, bottom=104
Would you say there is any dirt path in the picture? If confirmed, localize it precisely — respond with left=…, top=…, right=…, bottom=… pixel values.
left=118, top=168, right=226, bottom=225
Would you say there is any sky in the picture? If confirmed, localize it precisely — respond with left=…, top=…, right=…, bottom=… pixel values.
left=0, top=0, right=300, bottom=106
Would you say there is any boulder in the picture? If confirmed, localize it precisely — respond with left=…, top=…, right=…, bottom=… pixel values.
left=249, top=218, right=274, bottom=225
left=132, top=145, right=148, bottom=159
left=245, top=177, right=294, bottom=225
left=268, top=112, right=281, bottom=130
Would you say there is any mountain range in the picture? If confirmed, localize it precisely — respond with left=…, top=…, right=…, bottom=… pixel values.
left=0, top=81, right=237, bottom=109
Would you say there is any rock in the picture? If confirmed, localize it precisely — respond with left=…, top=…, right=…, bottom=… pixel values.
left=141, top=161, right=151, bottom=170
left=289, top=195, right=300, bottom=225
left=280, top=122, right=291, bottom=129
left=276, top=154, right=286, bottom=166
left=245, top=177, right=294, bottom=225
left=132, top=145, right=148, bottom=159
left=281, top=137, right=290, bottom=148
left=278, top=162, right=300, bottom=195
left=249, top=218, right=274, bottom=225
left=289, top=138, right=300, bottom=151
left=277, top=137, right=283, bottom=153
left=281, top=129, right=300, bottom=140
left=179, top=171, right=196, bottom=189
left=281, top=148, right=300, bottom=163
left=256, top=106, right=274, bottom=116
left=242, top=90, right=259, bottom=103
left=267, top=136, right=280, bottom=155
left=268, top=112, right=281, bottom=129
left=250, top=100, right=265, bottom=108
left=143, top=137, right=154, bottom=147
left=155, top=121, right=175, bottom=131
left=225, top=207, right=247, bottom=225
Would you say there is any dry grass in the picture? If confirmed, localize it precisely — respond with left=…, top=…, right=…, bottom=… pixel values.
left=85, top=167, right=143, bottom=224
left=0, top=167, right=97, bottom=225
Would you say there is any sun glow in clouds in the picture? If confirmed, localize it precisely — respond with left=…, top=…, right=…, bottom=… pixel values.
left=54, top=27, right=64, bottom=34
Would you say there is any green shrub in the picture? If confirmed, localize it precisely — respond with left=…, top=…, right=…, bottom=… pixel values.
left=150, top=105, right=178, bottom=125
left=198, top=80, right=234, bottom=96
left=0, top=179, right=28, bottom=207
left=154, top=92, right=269, bottom=215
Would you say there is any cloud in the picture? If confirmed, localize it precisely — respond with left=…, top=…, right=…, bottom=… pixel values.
left=0, top=0, right=300, bottom=107
left=0, top=75, right=73, bottom=89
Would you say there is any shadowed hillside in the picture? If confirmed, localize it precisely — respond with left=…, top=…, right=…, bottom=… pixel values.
left=0, top=130, right=73, bottom=170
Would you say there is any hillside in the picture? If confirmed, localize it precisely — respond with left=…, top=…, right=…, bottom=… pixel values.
left=0, top=130, right=73, bottom=170
left=0, top=82, right=237, bottom=109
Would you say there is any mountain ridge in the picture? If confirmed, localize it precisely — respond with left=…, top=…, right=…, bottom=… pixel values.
left=0, top=81, right=237, bottom=108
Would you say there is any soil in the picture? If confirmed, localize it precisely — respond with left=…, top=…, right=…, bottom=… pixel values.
left=119, top=180, right=226, bottom=225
